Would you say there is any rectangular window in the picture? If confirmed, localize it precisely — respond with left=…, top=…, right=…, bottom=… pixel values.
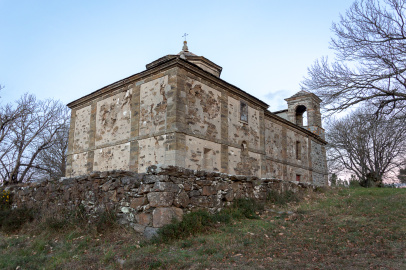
left=296, top=174, right=301, bottom=182
left=296, top=141, right=301, bottom=160
left=240, top=101, right=248, bottom=122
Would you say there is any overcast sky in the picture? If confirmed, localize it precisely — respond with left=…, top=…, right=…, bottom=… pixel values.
left=1, top=0, right=355, bottom=111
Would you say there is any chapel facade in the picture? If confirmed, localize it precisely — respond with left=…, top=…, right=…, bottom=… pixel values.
left=66, top=42, right=328, bottom=185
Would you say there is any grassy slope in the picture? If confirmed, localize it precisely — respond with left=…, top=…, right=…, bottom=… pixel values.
left=0, top=188, right=405, bottom=270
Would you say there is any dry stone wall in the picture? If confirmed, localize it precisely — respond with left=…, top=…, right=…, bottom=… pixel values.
left=8, top=165, right=316, bottom=239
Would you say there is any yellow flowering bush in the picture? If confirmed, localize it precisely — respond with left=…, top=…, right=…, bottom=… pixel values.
left=0, top=189, right=11, bottom=209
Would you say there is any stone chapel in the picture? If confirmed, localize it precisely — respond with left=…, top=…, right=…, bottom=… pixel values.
left=66, top=41, right=328, bottom=186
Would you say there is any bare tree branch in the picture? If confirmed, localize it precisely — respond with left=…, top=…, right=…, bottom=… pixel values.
left=302, top=0, right=406, bottom=118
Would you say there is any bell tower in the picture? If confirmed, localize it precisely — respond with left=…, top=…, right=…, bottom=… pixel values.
left=285, top=90, right=324, bottom=139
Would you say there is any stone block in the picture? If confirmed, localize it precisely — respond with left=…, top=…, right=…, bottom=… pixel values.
left=202, top=186, right=217, bottom=196
left=138, top=184, right=151, bottom=194
left=216, top=182, right=229, bottom=190
left=196, top=180, right=212, bottom=186
left=152, top=182, right=180, bottom=193
left=131, top=223, right=146, bottom=234
left=152, top=207, right=183, bottom=227
left=135, top=213, right=151, bottom=226
left=144, top=174, right=169, bottom=184
left=190, top=196, right=214, bottom=208
left=144, top=227, right=158, bottom=239
left=130, top=197, right=147, bottom=209
left=147, top=192, right=174, bottom=207
left=225, top=189, right=234, bottom=201
left=174, top=191, right=189, bottom=208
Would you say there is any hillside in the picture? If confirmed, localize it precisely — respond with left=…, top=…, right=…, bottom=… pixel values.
left=0, top=187, right=405, bottom=269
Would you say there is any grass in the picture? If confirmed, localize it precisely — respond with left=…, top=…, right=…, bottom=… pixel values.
left=0, top=187, right=405, bottom=269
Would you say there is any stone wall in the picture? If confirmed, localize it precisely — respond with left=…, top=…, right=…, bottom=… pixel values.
left=7, top=165, right=316, bottom=238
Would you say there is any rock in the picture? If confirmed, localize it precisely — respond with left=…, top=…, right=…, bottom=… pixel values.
left=224, top=189, right=234, bottom=201
left=135, top=213, right=151, bottom=226
left=144, top=175, right=169, bottom=184
left=202, top=186, right=217, bottom=196
left=138, top=184, right=151, bottom=194
left=147, top=192, right=174, bottom=207
left=152, top=182, right=179, bottom=193
left=174, top=191, right=189, bottom=208
left=130, top=197, right=147, bottom=209
left=131, top=223, right=146, bottom=233
left=152, top=207, right=183, bottom=227
left=144, top=227, right=159, bottom=239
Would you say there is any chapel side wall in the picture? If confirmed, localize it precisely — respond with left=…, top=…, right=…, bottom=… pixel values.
left=310, top=139, right=328, bottom=185
left=227, top=96, right=262, bottom=177
left=264, top=117, right=312, bottom=183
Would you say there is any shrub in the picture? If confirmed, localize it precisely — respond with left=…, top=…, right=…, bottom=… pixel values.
left=0, top=207, right=35, bottom=233
left=0, top=189, right=11, bottom=210
left=267, top=190, right=302, bottom=205
left=153, top=198, right=263, bottom=243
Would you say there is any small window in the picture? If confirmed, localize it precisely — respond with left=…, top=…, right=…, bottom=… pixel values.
left=240, top=101, right=248, bottom=122
left=296, top=174, right=301, bottom=182
left=296, top=141, right=301, bottom=160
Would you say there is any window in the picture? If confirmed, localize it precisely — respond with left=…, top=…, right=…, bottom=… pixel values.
left=296, top=174, right=301, bottom=182
left=240, top=101, right=248, bottom=122
left=296, top=141, right=301, bottom=160
left=295, top=105, right=307, bottom=126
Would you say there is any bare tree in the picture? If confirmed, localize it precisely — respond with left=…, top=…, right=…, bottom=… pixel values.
left=302, top=0, right=406, bottom=118
left=397, top=164, right=406, bottom=183
left=34, top=108, right=70, bottom=180
left=0, top=94, right=70, bottom=184
left=326, top=106, right=406, bottom=186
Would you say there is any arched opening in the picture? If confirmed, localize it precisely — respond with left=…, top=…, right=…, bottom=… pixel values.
left=241, top=141, right=248, bottom=154
left=295, top=105, right=307, bottom=126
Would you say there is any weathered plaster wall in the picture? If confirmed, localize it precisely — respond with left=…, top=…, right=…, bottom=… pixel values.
left=228, top=146, right=261, bottom=177
left=93, top=143, right=131, bottom=171
left=73, top=106, right=91, bottom=152
left=139, top=76, right=170, bottom=136
left=264, top=160, right=284, bottom=179
left=138, top=135, right=169, bottom=173
left=184, top=135, right=221, bottom=171
left=264, top=119, right=283, bottom=159
left=286, top=165, right=310, bottom=183
left=286, top=129, right=308, bottom=166
left=228, top=97, right=260, bottom=150
left=95, top=89, right=132, bottom=147
left=184, top=78, right=221, bottom=140
left=71, top=152, right=88, bottom=176
left=311, top=141, right=328, bottom=185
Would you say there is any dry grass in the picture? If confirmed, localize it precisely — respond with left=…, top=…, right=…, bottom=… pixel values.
left=0, top=187, right=405, bottom=269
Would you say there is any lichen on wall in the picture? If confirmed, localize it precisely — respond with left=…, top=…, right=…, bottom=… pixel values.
left=184, top=78, right=221, bottom=140
left=73, top=106, right=91, bottom=152
left=184, top=135, right=221, bottom=171
left=139, top=76, right=170, bottom=136
left=93, top=142, right=130, bottom=171
left=95, top=89, right=132, bottom=147
left=228, top=97, right=260, bottom=150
